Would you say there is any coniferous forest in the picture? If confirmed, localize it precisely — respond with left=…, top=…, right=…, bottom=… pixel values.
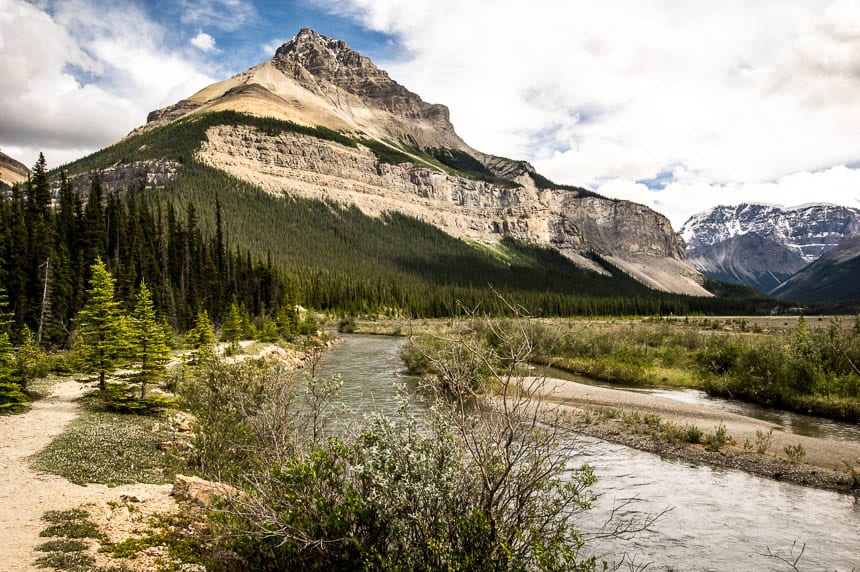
left=0, top=113, right=769, bottom=351
left=0, top=153, right=293, bottom=349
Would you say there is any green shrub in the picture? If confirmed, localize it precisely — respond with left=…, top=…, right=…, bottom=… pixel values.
left=704, top=423, right=733, bottom=452
left=88, top=383, right=178, bottom=414
left=783, top=443, right=806, bottom=464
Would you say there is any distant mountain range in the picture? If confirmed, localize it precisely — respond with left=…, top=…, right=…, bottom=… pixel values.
left=681, top=203, right=860, bottom=302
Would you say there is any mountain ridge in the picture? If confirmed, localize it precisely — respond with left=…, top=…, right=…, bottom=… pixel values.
left=770, top=235, right=860, bottom=303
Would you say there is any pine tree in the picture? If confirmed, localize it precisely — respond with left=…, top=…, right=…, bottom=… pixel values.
left=221, top=298, right=243, bottom=350
left=14, top=325, right=41, bottom=391
left=186, top=310, right=215, bottom=350
left=131, top=282, right=170, bottom=398
left=75, top=258, right=129, bottom=389
left=0, top=330, right=27, bottom=412
left=0, top=285, right=12, bottom=334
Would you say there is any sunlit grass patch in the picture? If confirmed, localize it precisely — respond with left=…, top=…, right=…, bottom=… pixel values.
left=39, top=509, right=105, bottom=541
left=35, top=539, right=89, bottom=553
left=31, top=411, right=179, bottom=485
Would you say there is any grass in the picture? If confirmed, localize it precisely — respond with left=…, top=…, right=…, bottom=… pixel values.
left=35, top=508, right=137, bottom=572
left=31, top=410, right=179, bottom=485
left=539, top=318, right=860, bottom=422
left=36, top=539, right=89, bottom=553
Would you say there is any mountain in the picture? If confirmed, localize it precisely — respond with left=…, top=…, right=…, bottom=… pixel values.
left=54, top=28, right=719, bottom=313
left=680, top=202, right=860, bottom=291
left=770, top=236, right=860, bottom=303
left=0, top=150, right=29, bottom=186
left=681, top=203, right=860, bottom=262
left=131, top=28, right=709, bottom=297
left=686, top=233, right=807, bottom=292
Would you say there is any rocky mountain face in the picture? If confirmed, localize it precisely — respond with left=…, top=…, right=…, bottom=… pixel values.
left=145, top=28, right=708, bottom=296
left=680, top=203, right=860, bottom=292
left=0, top=150, right=30, bottom=186
left=770, top=236, right=860, bottom=303
left=686, top=233, right=807, bottom=293
left=681, top=203, right=860, bottom=262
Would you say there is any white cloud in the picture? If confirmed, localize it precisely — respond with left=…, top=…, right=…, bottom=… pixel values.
left=190, top=31, right=218, bottom=53
left=179, top=0, right=255, bottom=32
left=314, top=0, right=860, bottom=228
left=0, top=0, right=215, bottom=167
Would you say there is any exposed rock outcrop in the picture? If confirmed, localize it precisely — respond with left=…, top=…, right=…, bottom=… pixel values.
left=49, top=160, right=182, bottom=199
left=198, top=124, right=709, bottom=295
left=0, top=150, right=30, bottom=186
left=681, top=203, right=860, bottom=263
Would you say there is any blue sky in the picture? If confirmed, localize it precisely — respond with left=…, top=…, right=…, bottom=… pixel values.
left=2, top=0, right=860, bottom=227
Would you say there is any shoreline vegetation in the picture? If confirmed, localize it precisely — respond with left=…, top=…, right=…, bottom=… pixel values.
left=7, top=313, right=859, bottom=571
left=345, top=314, right=860, bottom=423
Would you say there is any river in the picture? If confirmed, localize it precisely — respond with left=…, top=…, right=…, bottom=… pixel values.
left=318, top=334, right=860, bottom=571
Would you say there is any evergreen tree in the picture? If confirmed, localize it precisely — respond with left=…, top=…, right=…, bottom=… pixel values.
left=186, top=310, right=215, bottom=350
left=221, top=298, right=243, bottom=350
left=14, top=325, right=41, bottom=391
left=0, top=285, right=12, bottom=334
left=0, top=331, right=27, bottom=412
left=131, top=282, right=170, bottom=398
left=75, top=258, right=129, bottom=389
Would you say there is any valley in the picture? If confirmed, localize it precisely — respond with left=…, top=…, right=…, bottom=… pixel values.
left=1, top=17, right=859, bottom=572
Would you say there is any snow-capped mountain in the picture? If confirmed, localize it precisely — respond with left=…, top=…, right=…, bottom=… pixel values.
left=680, top=203, right=860, bottom=293
left=681, top=203, right=860, bottom=263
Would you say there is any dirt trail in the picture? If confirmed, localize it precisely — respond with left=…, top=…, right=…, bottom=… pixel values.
left=0, top=381, right=169, bottom=572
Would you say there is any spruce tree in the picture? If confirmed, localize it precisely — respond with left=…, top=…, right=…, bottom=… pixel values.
left=131, top=282, right=170, bottom=398
left=0, top=331, right=27, bottom=412
left=186, top=310, right=215, bottom=350
left=75, top=258, right=129, bottom=389
left=221, top=298, right=243, bottom=350
left=14, top=325, right=41, bottom=391
left=0, top=285, right=12, bottom=334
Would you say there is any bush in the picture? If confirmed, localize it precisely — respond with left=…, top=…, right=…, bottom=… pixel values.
left=704, top=423, right=733, bottom=452
left=88, top=383, right=178, bottom=414
left=783, top=443, right=806, bottom=464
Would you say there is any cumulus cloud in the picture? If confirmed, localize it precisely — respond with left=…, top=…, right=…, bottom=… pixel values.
left=0, top=0, right=215, bottom=166
left=190, top=31, right=218, bottom=53
left=315, top=0, right=860, bottom=227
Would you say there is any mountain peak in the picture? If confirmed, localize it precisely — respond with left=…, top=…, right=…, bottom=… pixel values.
left=271, top=28, right=451, bottom=126
left=274, top=27, right=355, bottom=70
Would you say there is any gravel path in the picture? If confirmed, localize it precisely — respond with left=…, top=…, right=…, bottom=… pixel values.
left=0, top=381, right=169, bottom=572
left=538, top=376, right=860, bottom=473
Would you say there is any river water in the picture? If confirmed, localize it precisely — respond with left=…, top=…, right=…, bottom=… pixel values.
left=318, top=334, right=860, bottom=571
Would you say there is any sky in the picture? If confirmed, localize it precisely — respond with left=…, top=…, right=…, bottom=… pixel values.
left=1, top=0, right=859, bottom=228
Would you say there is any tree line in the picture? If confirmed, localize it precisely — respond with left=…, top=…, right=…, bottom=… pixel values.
left=0, top=153, right=305, bottom=350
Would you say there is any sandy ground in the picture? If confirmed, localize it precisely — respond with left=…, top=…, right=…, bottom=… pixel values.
left=0, top=380, right=171, bottom=572
left=537, top=377, right=860, bottom=473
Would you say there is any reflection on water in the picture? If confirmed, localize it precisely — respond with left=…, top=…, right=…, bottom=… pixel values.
left=320, top=335, right=860, bottom=571
left=544, top=366, right=860, bottom=443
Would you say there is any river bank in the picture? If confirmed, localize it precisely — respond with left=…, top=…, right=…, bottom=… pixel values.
left=535, top=376, right=860, bottom=494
